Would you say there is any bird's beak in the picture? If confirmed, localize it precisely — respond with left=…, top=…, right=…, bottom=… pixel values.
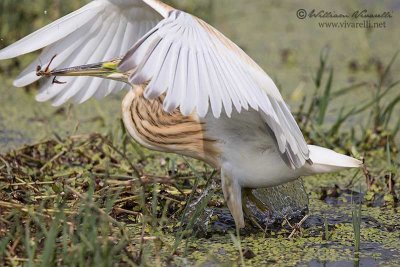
left=37, top=58, right=129, bottom=83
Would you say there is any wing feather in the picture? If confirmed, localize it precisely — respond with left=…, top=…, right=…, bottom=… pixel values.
left=0, top=0, right=164, bottom=105
left=145, top=41, right=174, bottom=99
left=181, top=47, right=199, bottom=116
left=51, top=15, right=120, bottom=105
left=195, top=51, right=210, bottom=117
left=75, top=15, right=123, bottom=102
left=163, top=43, right=183, bottom=112
left=119, top=10, right=310, bottom=168
left=14, top=15, right=102, bottom=88
left=175, top=46, right=189, bottom=115
left=0, top=1, right=105, bottom=60
left=203, top=50, right=223, bottom=118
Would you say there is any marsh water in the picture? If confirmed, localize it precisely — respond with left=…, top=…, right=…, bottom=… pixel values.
left=0, top=0, right=399, bottom=266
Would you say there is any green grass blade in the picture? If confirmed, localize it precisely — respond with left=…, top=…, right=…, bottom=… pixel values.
left=317, top=67, right=334, bottom=125
left=40, top=212, right=62, bottom=267
left=378, top=51, right=399, bottom=88
left=382, top=95, right=400, bottom=129
left=330, top=82, right=366, bottom=99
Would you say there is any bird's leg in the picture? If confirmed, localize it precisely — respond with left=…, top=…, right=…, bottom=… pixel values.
left=221, top=167, right=245, bottom=229
left=242, top=189, right=264, bottom=230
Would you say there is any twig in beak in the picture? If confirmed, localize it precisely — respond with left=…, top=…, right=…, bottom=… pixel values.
left=36, top=54, right=67, bottom=84
left=36, top=54, right=58, bottom=77
left=52, top=76, right=66, bottom=85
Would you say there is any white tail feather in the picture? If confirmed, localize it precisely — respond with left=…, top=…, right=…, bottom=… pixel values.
left=304, top=145, right=362, bottom=174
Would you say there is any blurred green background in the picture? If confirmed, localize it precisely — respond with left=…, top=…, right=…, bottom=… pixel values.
left=0, top=0, right=399, bottom=152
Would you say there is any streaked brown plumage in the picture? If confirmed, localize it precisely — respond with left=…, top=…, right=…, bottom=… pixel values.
left=122, top=86, right=220, bottom=167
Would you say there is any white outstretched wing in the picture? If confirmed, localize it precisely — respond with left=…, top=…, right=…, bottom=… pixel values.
left=119, top=10, right=310, bottom=168
left=0, top=0, right=164, bottom=105
left=0, top=0, right=309, bottom=168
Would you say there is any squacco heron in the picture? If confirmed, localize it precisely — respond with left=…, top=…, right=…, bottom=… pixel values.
left=0, top=0, right=361, bottom=228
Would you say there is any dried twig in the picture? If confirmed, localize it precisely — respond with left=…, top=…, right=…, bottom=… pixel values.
left=288, top=214, right=310, bottom=239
